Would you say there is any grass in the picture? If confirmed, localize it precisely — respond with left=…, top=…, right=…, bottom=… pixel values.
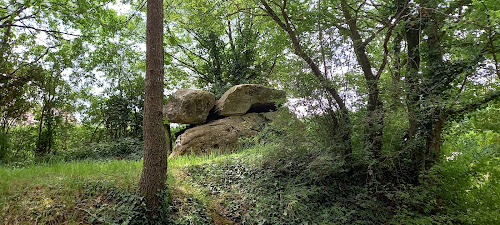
left=0, top=150, right=249, bottom=224
left=1, top=138, right=499, bottom=224
left=166, top=148, right=265, bottom=224
left=0, top=160, right=143, bottom=192
left=0, top=160, right=143, bottom=224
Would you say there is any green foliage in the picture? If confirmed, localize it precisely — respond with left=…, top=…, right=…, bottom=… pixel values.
left=0, top=131, right=8, bottom=162
left=101, top=94, right=143, bottom=139
left=1, top=125, right=38, bottom=166
left=46, top=138, right=144, bottom=163
left=82, top=75, right=145, bottom=142
left=80, top=181, right=148, bottom=224
left=181, top=114, right=382, bottom=223
left=1, top=124, right=143, bottom=166
left=0, top=123, right=98, bottom=166
left=166, top=193, right=213, bottom=225
left=185, top=146, right=386, bottom=224
left=439, top=128, right=500, bottom=224
left=165, top=0, right=275, bottom=96
left=467, top=102, right=500, bottom=132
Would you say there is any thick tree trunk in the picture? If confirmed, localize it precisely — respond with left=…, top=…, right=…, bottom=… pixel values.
left=425, top=115, right=445, bottom=170
left=404, top=19, right=424, bottom=179
left=139, top=0, right=168, bottom=217
left=405, top=6, right=447, bottom=180
left=422, top=9, right=443, bottom=171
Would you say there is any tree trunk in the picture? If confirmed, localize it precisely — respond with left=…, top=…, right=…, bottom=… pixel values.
left=404, top=17, right=425, bottom=181
left=422, top=7, right=444, bottom=171
left=340, top=0, right=383, bottom=160
left=425, top=115, right=445, bottom=170
left=404, top=5, right=447, bottom=180
left=391, top=34, right=403, bottom=106
left=139, top=0, right=169, bottom=218
left=36, top=101, right=46, bottom=155
left=260, top=0, right=352, bottom=158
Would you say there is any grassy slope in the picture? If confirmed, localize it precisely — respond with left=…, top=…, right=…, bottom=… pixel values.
left=0, top=160, right=143, bottom=223
left=1, top=143, right=499, bottom=224
left=0, top=152, right=234, bottom=224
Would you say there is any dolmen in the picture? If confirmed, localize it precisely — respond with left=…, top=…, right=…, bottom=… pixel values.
left=164, top=84, right=286, bottom=158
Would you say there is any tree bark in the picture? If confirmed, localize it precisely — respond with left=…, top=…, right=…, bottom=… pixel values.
left=139, top=0, right=169, bottom=218
left=405, top=18, right=424, bottom=178
left=340, top=0, right=384, bottom=160
left=425, top=114, right=445, bottom=170
left=391, top=34, right=403, bottom=106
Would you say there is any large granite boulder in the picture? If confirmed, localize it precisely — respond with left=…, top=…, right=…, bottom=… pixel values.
left=164, top=89, right=216, bottom=124
left=169, top=112, right=277, bottom=158
left=214, top=84, right=286, bottom=116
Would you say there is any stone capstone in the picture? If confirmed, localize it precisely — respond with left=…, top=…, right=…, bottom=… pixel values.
left=169, top=112, right=277, bottom=158
left=164, top=89, right=216, bottom=124
left=214, top=84, right=286, bottom=116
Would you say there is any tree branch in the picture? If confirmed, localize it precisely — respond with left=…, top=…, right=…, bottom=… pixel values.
left=375, top=4, right=407, bottom=79
left=448, top=90, right=500, bottom=116
left=260, top=0, right=347, bottom=110
left=340, top=0, right=376, bottom=81
left=166, top=52, right=213, bottom=83
left=1, top=24, right=86, bottom=37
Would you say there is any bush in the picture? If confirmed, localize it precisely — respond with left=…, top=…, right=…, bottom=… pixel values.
left=182, top=108, right=500, bottom=224
left=1, top=126, right=38, bottom=165
left=0, top=132, right=8, bottom=162
left=80, top=181, right=149, bottom=224
left=439, top=129, right=500, bottom=224
left=60, top=138, right=144, bottom=162
left=33, top=138, right=144, bottom=164
left=80, top=181, right=214, bottom=225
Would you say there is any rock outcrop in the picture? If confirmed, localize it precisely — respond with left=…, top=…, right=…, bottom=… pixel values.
left=164, top=84, right=286, bottom=158
left=169, top=112, right=276, bottom=159
left=214, top=84, right=286, bottom=116
left=164, top=89, right=215, bottom=124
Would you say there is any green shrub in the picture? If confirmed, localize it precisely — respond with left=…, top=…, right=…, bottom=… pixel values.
left=61, top=138, right=144, bottom=162
left=32, top=138, right=144, bottom=164
left=80, top=181, right=149, bottom=224
left=79, top=181, right=214, bottom=225
left=2, top=126, right=38, bottom=165
left=0, top=132, right=8, bottom=162
left=439, top=130, right=500, bottom=224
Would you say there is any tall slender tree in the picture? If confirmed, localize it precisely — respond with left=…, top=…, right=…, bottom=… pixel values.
left=139, top=0, right=170, bottom=217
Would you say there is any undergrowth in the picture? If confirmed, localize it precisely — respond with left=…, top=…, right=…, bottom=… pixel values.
left=0, top=153, right=224, bottom=224
left=186, top=145, right=403, bottom=224
left=0, top=117, right=498, bottom=224
left=2, top=138, right=144, bottom=167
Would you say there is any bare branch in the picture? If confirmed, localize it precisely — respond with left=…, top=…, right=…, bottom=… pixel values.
left=2, top=24, right=87, bottom=37
left=166, top=52, right=212, bottom=83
